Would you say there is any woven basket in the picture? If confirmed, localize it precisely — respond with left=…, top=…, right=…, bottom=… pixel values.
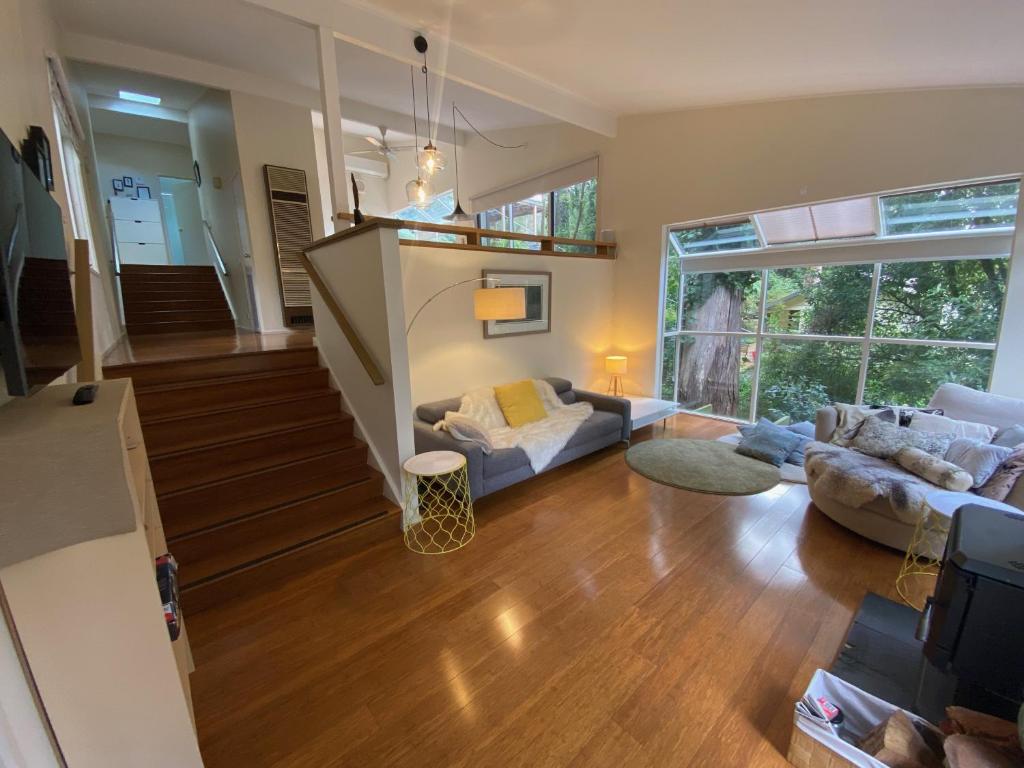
left=788, top=725, right=860, bottom=768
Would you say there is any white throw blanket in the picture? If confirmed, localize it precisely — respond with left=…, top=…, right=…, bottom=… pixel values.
left=458, top=381, right=594, bottom=473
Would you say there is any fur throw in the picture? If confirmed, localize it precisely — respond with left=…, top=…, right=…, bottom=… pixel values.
left=805, top=441, right=938, bottom=525
left=894, top=447, right=972, bottom=492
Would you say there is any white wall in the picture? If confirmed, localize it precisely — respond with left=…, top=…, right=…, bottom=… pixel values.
left=455, top=88, right=1024, bottom=397
left=93, top=132, right=208, bottom=266
left=401, top=244, right=614, bottom=405
left=187, top=89, right=254, bottom=328
left=232, top=91, right=325, bottom=331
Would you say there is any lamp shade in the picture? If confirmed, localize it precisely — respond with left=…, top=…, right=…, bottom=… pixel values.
left=473, top=287, right=526, bottom=321
left=605, top=355, right=628, bottom=374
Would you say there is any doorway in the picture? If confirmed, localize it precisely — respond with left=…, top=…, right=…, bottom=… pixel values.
left=158, top=176, right=205, bottom=266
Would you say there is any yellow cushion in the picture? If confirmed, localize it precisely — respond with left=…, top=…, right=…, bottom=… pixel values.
left=493, top=380, right=547, bottom=428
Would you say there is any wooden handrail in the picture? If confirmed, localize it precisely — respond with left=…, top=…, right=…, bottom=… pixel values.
left=297, top=250, right=386, bottom=386
left=335, top=212, right=616, bottom=258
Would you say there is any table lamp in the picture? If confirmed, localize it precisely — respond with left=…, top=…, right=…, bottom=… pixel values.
left=605, top=355, right=627, bottom=397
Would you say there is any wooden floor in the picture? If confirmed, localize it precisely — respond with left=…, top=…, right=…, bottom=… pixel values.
left=103, top=328, right=315, bottom=367
left=187, top=413, right=908, bottom=768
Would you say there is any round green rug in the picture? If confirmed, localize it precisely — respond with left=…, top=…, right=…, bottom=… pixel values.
left=625, top=439, right=780, bottom=495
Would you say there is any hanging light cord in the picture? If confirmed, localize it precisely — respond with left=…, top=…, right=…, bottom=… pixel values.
left=421, top=54, right=433, bottom=139
left=453, top=103, right=527, bottom=150
left=451, top=102, right=460, bottom=197
left=409, top=66, right=422, bottom=181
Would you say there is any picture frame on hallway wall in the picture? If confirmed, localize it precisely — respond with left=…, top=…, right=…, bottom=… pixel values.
left=482, top=269, right=551, bottom=339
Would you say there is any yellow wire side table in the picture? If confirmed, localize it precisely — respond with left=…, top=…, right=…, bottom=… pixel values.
left=402, top=451, right=475, bottom=555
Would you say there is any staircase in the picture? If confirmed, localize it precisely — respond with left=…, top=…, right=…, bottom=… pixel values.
left=103, top=344, right=399, bottom=612
left=120, top=264, right=234, bottom=335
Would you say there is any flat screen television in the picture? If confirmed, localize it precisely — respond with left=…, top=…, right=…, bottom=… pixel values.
left=0, top=128, right=79, bottom=396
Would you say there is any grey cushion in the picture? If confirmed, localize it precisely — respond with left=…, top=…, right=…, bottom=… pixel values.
left=787, top=421, right=816, bottom=439
left=417, top=396, right=462, bottom=425
left=993, top=424, right=1024, bottom=448
left=565, top=411, right=623, bottom=450
left=785, top=434, right=813, bottom=467
left=851, top=414, right=954, bottom=459
left=559, top=391, right=576, bottom=405
left=738, top=421, right=810, bottom=466
left=544, top=377, right=573, bottom=394
left=483, top=447, right=531, bottom=478
left=945, top=437, right=1012, bottom=488
left=736, top=418, right=802, bottom=467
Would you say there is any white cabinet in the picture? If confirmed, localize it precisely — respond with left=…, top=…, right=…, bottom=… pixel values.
left=110, top=197, right=169, bottom=266
left=0, top=380, right=202, bottom=768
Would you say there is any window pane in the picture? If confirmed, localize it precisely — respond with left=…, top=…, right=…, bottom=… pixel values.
left=676, top=334, right=754, bottom=419
left=682, top=271, right=761, bottom=332
left=757, top=340, right=861, bottom=423
left=669, top=220, right=760, bottom=255
left=663, top=257, right=681, bottom=333
left=873, top=258, right=1007, bottom=342
left=393, top=190, right=459, bottom=243
left=881, top=180, right=1019, bottom=235
left=755, top=206, right=816, bottom=245
left=553, top=178, right=596, bottom=240
left=478, top=193, right=549, bottom=250
left=661, top=336, right=678, bottom=401
left=764, top=264, right=872, bottom=336
left=810, top=197, right=877, bottom=239
left=865, top=345, right=995, bottom=407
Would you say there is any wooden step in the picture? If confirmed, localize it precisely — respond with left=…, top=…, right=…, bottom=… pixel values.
left=120, top=271, right=221, bottom=284
left=123, top=298, right=229, bottom=312
left=135, top=367, right=329, bottom=419
left=143, top=390, right=347, bottom=454
left=126, top=318, right=236, bottom=335
left=171, top=474, right=386, bottom=582
left=120, top=264, right=217, bottom=275
left=179, top=504, right=399, bottom=614
left=103, top=346, right=320, bottom=388
left=149, top=421, right=361, bottom=493
left=124, top=308, right=234, bottom=324
left=121, top=284, right=226, bottom=299
left=160, top=451, right=374, bottom=538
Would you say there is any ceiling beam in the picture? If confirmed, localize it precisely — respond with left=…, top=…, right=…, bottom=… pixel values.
left=240, top=0, right=618, bottom=137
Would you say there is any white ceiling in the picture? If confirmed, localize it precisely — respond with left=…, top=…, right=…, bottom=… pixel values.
left=346, top=0, right=1024, bottom=113
left=54, top=0, right=555, bottom=137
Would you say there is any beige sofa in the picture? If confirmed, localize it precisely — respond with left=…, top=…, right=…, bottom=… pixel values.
left=809, top=384, right=1024, bottom=551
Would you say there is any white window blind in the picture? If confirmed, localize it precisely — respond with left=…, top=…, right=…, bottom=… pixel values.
left=470, top=155, right=599, bottom=213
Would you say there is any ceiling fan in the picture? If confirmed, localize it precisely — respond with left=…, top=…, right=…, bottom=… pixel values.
left=348, top=126, right=416, bottom=160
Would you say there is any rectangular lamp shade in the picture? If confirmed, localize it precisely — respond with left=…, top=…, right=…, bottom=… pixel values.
left=605, top=355, right=627, bottom=374
left=474, top=287, right=526, bottom=321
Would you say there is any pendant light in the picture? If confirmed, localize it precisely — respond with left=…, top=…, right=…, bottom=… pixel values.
left=405, top=64, right=432, bottom=208
left=443, top=101, right=473, bottom=222
left=414, top=35, right=446, bottom=177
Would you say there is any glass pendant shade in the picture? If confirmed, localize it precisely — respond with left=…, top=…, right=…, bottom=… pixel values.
left=418, top=143, right=446, bottom=175
left=405, top=177, right=433, bottom=207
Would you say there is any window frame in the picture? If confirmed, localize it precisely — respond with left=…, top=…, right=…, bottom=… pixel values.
left=475, top=177, right=598, bottom=240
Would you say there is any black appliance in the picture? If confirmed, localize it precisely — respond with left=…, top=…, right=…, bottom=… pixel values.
left=921, top=503, right=1024, bottom=713
left=0, top=128, right=79, bottom=395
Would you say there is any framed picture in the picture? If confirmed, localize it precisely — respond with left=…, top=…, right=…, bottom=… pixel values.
left=193, top=160, right=202, bottom=187
left=21, top=126, right=54, bottom=191
left=112, top=178, right=124, bottom=192
left=122, top=176, right=134, bottom=188
left=482, top=269, right=551, bottom=338
left=136, top=185, right=151, bottom=200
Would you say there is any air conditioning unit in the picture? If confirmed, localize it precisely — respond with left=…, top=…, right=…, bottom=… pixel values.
left=344, top=154, right=388, bottom=179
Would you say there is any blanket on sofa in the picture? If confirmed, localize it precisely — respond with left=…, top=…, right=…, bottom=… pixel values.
left=459, top=382, right=594, bottom=473
left=804, top=441, right=937, bottom=525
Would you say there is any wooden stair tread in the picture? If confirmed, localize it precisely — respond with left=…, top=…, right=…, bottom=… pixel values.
left=176, top=495, right=396, bottom=587
left=140, top=387, right=342, bottom=425
left=135, top=365, right=326, bottom=395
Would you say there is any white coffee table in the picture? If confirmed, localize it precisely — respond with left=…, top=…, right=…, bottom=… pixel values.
left=625, top=396, right=681, bottom=431
left=896, top=490, right=1019, bottom=608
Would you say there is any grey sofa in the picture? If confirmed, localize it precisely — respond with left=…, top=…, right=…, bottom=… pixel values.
left=413, top=377, right=631, bottom=499
left=809, top=383, right=1024, bottom=551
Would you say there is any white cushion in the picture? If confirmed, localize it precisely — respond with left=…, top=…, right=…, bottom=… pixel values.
left=435, top=411, right=494, bottom=454
left=927, top=383, right=1024, bottom=430
left=909, top=411, right=997, bottom=441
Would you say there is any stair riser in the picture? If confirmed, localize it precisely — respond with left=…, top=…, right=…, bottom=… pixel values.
left=161, top=459, right=373, bottom=539
left=136, top=369, right=329, bottom=419
left=125, top=309, right=234, bottom=324
left=120, top=265, right=217, bottom=275
left=149, top=421, right=359, bottom=493
left=104, top=347, right=320, bottom=388
left=173, top=483, right=388, bottom=586
left=120, top=273, right=222, bottom=284
left=127, top=319, right=236, bottom=335
left=180, top=509, right=397, bottom=614
left=123, top=299, right=229, bottom=312
left=143, top=393, right=343, bottom=454
left=121, top=287, right=226, bottom=300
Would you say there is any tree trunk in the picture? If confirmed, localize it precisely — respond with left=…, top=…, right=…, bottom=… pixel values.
left=677, top=282, right=744, bottom=416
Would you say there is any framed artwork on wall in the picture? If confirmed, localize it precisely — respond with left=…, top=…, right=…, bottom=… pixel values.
left=112, top=178, right=124, bottom=192
left=136, top=185, right=151, bottom=200
left=482, top=269, right=552, bottom=338
left=122, top=176, right=133, bottom=188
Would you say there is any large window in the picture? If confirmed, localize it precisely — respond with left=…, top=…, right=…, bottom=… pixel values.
left=391, top=190, right=458, bottom=243
left=659, top=181, right=1017, bottom=423
left=476, top=177, right=597, bottom=249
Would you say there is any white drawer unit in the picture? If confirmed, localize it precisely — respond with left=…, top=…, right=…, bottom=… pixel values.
left=110, top=197, right=169, bottom=266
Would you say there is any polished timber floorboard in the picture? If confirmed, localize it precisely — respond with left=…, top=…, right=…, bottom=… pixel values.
left=187, top=413, right=906, bottom=767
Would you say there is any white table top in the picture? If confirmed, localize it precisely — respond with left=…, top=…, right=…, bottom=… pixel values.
left=925, top=490, right=1019, bottom=520
left=625, top=396, right=680, bottom=430
left=404, top=450, right=467, bottom=476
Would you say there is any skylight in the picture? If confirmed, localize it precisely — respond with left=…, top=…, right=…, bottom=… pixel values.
left=880, top=180, right=1019, bottom=236
left=669, top=220, right=760, bottom=256
left=118, top=90, right=161, bottom=105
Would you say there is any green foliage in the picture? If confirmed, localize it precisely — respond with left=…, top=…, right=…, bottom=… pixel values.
left=882, top=181, right=1019, bottom=236
left=553, top=179, right=597, bottom=240
left=758, top=380, right=830, bottom=423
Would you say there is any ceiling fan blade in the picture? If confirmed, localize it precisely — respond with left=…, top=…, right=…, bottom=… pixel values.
left=349, top=150, right=379, bottom=156
left=365, top=136, right=384, bottom=148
